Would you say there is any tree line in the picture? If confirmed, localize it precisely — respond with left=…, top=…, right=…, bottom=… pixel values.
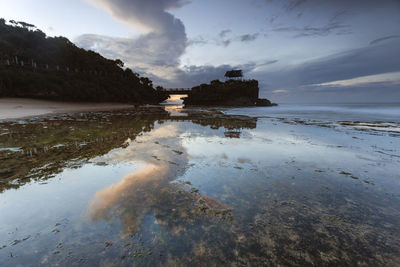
left=0, top=19, right=168, bottom=103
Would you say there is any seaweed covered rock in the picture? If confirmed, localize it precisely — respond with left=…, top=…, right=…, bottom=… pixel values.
left=183, top=79, right=277, bottom=107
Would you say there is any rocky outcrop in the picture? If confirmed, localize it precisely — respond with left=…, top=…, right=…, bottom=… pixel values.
left=183, top=79, right=277, bottom=107
left=256, top=98, right=277, bottom=106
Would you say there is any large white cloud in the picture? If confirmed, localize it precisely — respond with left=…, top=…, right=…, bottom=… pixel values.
left=77, top=0, right=188, bottom=81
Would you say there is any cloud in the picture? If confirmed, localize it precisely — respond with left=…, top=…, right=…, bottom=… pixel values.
left=254, top=39, right=400, bottom=102
left=160, top=63, right=257, bottom=88
left=370, top=35, right=400, bottom=45
left=76, top=36, right=262, bottom=88
left=188, top=31, right=262, bottom=50
left=187, top=36, right=208, bottom=46
left=257, top=39, right=400, bottom=89
left=263, top=0, right=400, bottom=40
left=272, top=22, right=350, bottom=38
left=76, top=0, right=400, bottom=103
left=77, top=1, right=257, bottom=86
left=219, top=29, right=232, bottom=38
left=221, top=39, right=231, bottom=47
left=268, top=0, right=396, bottom=12
left=162, top=59, right=279, bottom=88
left=275, top=83, right=400, bottom=103
left=266, top=1, right=354, bottom=38
left=75, top=33, right=184, bottom=80
left=90, top=164, right=169, bottom=224
left=262, top=60, right=278, bottom=65
left=314, top=72, right=400, bottom=88
left=188, top=33, right=233, bottom=48
left=240, top=33, right=260, bottom=42
left=78, top=0, right=189, bottom=80
left=285, top=0, right=307, bottom=11
left=272, top=89, right=289, bottom=93
left=252, top=60, right=278, bottom=71
left=268, top=15, right=278, bottom=24
left=86, top=0, right=190, bottom=33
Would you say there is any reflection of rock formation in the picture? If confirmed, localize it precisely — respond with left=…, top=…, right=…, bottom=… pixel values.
left=0, top=107, right=169, bottom=192
left=171, top=109, right=258, bottom=130
left=0, top=106, right=256, bottom=193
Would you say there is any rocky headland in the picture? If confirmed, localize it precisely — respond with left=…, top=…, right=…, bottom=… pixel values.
left=182, top=79, right=277, bottom=107
left=0, top=19, right=168, bottom=104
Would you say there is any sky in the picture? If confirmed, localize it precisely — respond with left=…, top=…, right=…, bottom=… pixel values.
left=1, top=0, right=399, bottom=103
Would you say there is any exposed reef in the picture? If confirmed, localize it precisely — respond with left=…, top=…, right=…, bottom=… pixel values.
left=0, top=107, right=257, bottom=192
left=183, top=79, right=277, bottom=107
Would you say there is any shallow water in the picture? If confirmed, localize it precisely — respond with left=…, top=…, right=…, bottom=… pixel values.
left=0, top=104, right=399, bottom=266
left=226, top=103, right=400, bottom=123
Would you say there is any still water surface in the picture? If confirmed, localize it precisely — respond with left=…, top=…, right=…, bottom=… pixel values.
left=0, top=103, right=399, bottom=266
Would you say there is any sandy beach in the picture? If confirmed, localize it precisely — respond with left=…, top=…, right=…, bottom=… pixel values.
left=0, top=98, right=134, bottom=120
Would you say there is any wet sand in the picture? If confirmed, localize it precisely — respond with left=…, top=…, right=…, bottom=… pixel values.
left=0, top=98, right=133, bottom=120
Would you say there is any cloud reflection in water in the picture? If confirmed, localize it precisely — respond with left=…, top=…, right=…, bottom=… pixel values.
left=89, top=124, right=189, bottom=234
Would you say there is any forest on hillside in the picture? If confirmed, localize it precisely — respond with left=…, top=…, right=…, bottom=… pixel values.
left=0, top=19, right=168, bottom=103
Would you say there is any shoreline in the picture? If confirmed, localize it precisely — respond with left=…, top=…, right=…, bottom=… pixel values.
left=0, top=98, right=135, bottom=120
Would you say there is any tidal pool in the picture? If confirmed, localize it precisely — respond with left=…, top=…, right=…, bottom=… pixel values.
left=0, top=105, right=399, bottom=266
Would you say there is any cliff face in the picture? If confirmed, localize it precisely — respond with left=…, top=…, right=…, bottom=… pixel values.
left=183, top=79, right=276, bottom=107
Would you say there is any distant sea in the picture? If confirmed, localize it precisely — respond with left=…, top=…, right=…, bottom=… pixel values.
left=226, top=103, right=400, bottom=122
left=224, top=103, right=400, bottom=134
